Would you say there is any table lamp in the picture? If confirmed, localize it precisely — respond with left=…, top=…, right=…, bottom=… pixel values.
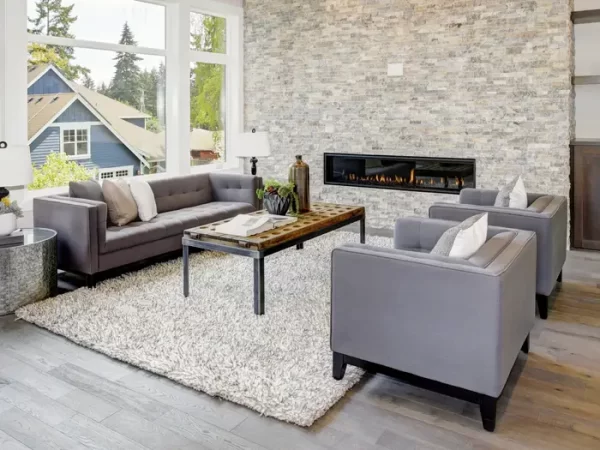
left=233, top=129, right=271, bottom=175
left=0, top=141, right=33, bottom=200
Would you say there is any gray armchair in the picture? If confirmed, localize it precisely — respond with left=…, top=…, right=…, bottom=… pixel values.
left=429, top=189, right=568, bottom=319
left=331, top=217, right=537, bottom=432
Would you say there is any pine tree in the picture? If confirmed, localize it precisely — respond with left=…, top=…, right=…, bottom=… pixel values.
left=28, top=0, right=88, bottom=80
left=108, top=22, right=143, bottom=109
left=82, top=73, right=95, bottom=90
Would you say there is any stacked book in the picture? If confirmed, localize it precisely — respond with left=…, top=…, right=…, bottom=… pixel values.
left=0, top=230, right=24, bottom=249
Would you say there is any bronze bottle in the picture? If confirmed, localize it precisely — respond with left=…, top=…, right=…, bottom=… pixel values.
left=289, top=155, right=310, bottom=212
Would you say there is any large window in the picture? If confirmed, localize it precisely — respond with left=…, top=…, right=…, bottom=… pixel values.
left=1, top=0, right=243, bottom=192
left=190, top=12, right=228, bottom=166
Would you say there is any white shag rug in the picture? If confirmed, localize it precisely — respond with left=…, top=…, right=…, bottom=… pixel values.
left=16, top=232, right=389, bottom=426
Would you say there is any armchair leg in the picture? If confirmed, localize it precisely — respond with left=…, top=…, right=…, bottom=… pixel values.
left=521, top=333, right=530, bottom=354
left=557, top=270, right=563, bottom=284
left=536, top=294, right=549, bottom=320
left=479, top=395, right=498, bottom=432
left=332, top=352, right=347, bottom=380
left=85, top=274, right=97, bottom=289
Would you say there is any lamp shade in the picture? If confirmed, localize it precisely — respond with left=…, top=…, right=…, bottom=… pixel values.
left=233, top=131, right=271, bottom=158
left=0, top=143, right=33, bottom=187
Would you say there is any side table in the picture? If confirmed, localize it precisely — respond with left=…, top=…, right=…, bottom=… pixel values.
left=0, top=228, right=57, bottom=315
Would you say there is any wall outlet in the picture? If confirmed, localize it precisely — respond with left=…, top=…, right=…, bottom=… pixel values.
left=387, top=63, right=404, bottom=77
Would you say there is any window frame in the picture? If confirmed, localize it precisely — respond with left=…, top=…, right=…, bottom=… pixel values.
left=0, top=0, right=244, bottom=193
left=59, top=123, right=92, bottom=160
left=98, top=165, right=134, bottom=180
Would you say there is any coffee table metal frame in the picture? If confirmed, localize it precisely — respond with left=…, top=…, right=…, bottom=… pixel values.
left=182, top=205, right=365, bottom=315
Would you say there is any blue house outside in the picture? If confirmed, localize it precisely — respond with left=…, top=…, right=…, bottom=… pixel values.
left=27, top=65, right=165, bottom=180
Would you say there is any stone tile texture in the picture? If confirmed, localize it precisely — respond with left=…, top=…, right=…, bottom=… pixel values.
left=244, top=0, right=574, bottom=229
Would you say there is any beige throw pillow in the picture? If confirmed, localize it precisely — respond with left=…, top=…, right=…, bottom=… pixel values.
left=102, top=179, right=138, bottom=226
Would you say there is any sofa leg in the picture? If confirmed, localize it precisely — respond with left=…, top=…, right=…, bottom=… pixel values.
left=479, top=395, right=498, bottom=432
left=332, top=352, right=347, bottom=381
left=557, top=270, right=563, bottom=284
left=536, top=294, right=549, bottom=320
left=521, top=334, right=530, bottom=354
left=85, top=274, right=97, bottom=289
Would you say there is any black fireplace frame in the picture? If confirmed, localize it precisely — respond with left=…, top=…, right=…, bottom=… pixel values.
left=323, top=153, right=476, bottom=195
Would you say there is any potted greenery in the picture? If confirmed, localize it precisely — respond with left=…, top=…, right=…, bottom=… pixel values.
left=256, top=179, right=299, bottom=216
left=0, top=197, right=23, bottom=236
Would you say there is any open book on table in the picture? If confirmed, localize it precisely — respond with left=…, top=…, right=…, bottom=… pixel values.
left=215, top=214, right=298, bottom=237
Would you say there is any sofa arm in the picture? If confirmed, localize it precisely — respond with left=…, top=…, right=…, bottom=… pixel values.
left=209, top=173, right=262, bottom=210
left=331, top=235, right=536, bottom=397
left=33, top=196, right=107, bottom=275
left=430, top=198, right=567, bottom=296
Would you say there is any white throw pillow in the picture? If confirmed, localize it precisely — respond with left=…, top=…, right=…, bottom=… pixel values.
left=494, top=175, right=528, bottom=209
left=129, top=179, right=157, bottom=222
left=431, top=213, right=488, bottom=259
left=509, top=176, right=528, bottom=209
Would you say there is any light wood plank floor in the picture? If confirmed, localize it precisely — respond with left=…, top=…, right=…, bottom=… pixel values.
left=1, top=252, right=600, bottom=449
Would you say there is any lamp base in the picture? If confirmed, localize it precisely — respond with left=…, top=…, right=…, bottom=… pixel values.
left=0, top=187, right=9, bottom=201
left=250, top=157, right=258, bottom=176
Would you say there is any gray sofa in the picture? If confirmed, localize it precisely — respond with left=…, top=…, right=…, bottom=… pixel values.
left=34, top=173, right=261, bottom=286
left=331, top=217, right=537, bottom=432
left=429, top=189, right=568, bottom=319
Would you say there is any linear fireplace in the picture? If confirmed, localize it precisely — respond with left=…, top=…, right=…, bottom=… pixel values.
left=324, top=153, right=476, bottom=194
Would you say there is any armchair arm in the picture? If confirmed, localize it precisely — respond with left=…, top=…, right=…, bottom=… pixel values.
left=33, top=196, right=107, bottom=275
left=331, top=233, right=536, bottom=397
left=209, top=173, right=262, bottom=210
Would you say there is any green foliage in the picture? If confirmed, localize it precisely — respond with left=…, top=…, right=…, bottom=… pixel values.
left=256, top=179, right=300, bottom=215
left=0, top=198, right=24, bottom=218
left=109, top=22, right=143, bottom=110
left=29, top=152, right=95, bottom=190
left=82, top=73, right=95, bottom=90
left=28, top=0, right=89, bottom=80
left=190, top=15, right=226, bottom=151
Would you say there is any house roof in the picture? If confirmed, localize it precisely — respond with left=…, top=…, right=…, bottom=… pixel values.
left=27, top=64, right=165, bottom=164
left=27, top=93, right=77, bottom=141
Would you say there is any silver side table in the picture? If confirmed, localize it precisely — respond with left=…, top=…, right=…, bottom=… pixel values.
left=0, top=228, right=57, bottom=315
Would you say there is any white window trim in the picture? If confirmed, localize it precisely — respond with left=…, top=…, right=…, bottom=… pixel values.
left=2, top=0, right=245, bottom=196
left=59, top=123, right=91, bottom=160
left=98, top=165, right=135, bottom=180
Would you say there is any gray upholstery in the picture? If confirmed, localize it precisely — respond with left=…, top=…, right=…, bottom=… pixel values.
left=34, top=173, right=262, bottom=276
left=331, top=217, right=537, bottom=398
left=69, top=180, right=105, bottom=203
left=429, top=188, right=567, bottom=296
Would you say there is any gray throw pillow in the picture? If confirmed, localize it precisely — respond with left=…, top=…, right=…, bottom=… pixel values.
left=431, top=213, right=487, bottom=257
left=102, top=179, right=139, bottom=227
left=493, top=176, right=520, bottom=207
left=69, top=180, right=105, bottom=203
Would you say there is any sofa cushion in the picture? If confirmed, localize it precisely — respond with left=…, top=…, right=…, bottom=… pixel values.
left=468, top=231, right=517, bottom=268
left=149, top=174, right=213, bottom=214
left=69, top=180, right=105, bottom=203
left=103, top=221, right=168, bottom=254
left=159, top=201, right=257, bottom=237
left=101, top=201, right=256, bottom=253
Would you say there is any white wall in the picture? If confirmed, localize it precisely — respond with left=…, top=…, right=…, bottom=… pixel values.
left=0, top=0, right=5, bottom=141
left=575, top=0, right=600, bottom=9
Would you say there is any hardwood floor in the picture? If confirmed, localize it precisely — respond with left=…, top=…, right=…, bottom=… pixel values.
left=1, top=260, right=600, bottom=449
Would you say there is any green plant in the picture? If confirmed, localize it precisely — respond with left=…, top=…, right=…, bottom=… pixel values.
left=29, top=152, right=96, bottom=190
left=256, top=179, right=300, bottom=215
left=0, top=197, right=23, bottom=218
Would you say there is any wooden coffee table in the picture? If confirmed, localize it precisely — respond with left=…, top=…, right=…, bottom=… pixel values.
left=182, top=203, right=365, bottom=315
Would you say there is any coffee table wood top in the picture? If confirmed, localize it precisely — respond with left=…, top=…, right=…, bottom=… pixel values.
left=184, top=203, right=365, bottom=251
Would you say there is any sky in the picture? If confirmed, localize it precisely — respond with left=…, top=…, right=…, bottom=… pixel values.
left=27, top=0, right=167, bottom=85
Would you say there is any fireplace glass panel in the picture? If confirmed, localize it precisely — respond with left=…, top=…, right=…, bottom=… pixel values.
left=324, top=154, right=475, bottom=194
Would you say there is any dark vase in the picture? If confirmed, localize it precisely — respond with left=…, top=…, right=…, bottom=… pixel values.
left=263, top=193, right=291, bottom=216
left=289, top=155, right=310, bottom=212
